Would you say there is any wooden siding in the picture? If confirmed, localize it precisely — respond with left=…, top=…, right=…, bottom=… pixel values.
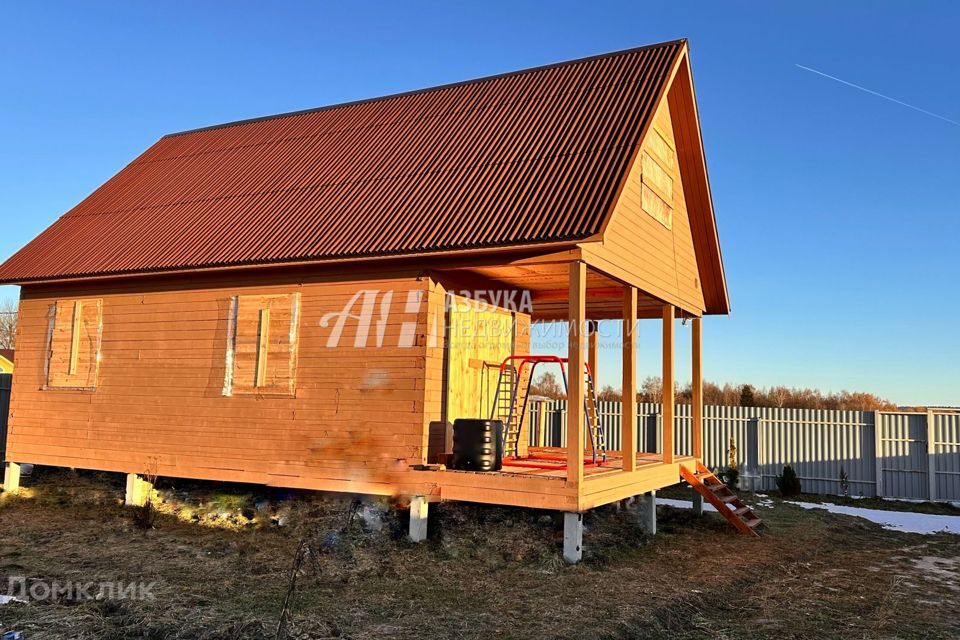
left=7, top=272, right=438, bottom=494
left=581, top=77, right=706, bottom=316
left=444, top=293, right=516, bottom=425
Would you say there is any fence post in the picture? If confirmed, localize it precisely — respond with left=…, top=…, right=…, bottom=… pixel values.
left=873, top=411, right=884, bottom=498
left=927, top=410, right=937, bottom=501
left=744, top=417, right=760, bottom=491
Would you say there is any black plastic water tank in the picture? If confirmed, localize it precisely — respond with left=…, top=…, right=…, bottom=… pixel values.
left=451, top=419, right=503, bottom=472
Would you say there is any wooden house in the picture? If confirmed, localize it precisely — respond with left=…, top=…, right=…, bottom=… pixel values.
left=0, top=40, right=751, bottom=559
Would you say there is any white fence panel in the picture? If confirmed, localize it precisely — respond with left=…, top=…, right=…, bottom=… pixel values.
left=527, top=401, right=960, bottom=501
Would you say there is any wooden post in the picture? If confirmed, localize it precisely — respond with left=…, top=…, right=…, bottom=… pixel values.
left=255, top=308, right=271, bottom=388
left=587, top=321, right=599, bottom=388
left=622, top=287, right=638, bottom=472
left=691, top=318, right=703, bottom=460
left=567, top=261, right=586, bottom=485
left=661, top=305, right=674, bottom=465
left=3, top=462, right=21, bottom=495
left=68, top=300, right=83, bottom=375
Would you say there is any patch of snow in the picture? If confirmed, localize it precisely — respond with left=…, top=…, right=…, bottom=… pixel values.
left=0, top=594, right=27, bottom=604
left=657, top=498, right=717, bottom=513
left=787, top=501, right=960, bottom=535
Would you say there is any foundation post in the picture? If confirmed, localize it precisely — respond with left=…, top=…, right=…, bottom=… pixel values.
left=692, top=491, right=704, bottom=516
left=124, top=473, right=154, bottom=507
left=563, top=512, right=583, bottom=563
left=408, top=495, right=429, bottom=542
left=639, top=491, right=657, bottom=535
left=2, top=462, right=21, bottom=495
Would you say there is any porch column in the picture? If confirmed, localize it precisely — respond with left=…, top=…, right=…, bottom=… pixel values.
left=621, top=287, right=638, bottom=472
left=661, top=305, right=675, bottom=464
left=691, top=318, right=703, bottom=460
left=587, top=321, right=599, bottom=388
left=567, top=261, right=586, bottom=485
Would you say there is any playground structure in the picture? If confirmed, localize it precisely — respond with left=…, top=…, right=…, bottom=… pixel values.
left=491, top=355, right=607, bottom=468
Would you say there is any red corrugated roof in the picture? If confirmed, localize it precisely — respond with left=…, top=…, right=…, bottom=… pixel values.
left=0, top=40, right=684, bottom=284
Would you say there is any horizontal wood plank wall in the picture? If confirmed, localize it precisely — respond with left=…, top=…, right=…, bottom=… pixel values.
left=8, top=272, right=438, bottom=494
left=424, top=278, right=533, bottom=456
left=580, top=80, right=706, bottom=316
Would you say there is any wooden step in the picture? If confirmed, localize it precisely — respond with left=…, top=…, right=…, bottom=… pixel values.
left=679, top=463, right=762, bottom=537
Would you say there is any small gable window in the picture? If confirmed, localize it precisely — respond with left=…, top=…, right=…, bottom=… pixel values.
left=223, top=293, right=300, bottom=397
left=46, top=299, right=103, bottom=389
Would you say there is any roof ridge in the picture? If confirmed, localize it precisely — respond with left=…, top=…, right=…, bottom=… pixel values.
left=163, top=39, right=686, bottom=139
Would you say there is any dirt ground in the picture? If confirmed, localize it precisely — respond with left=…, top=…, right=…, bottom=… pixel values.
left=1, top=469, right=958, bottom=640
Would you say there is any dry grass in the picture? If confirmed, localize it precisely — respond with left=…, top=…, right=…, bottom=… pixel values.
left=0, top=468, right=958, bottom=639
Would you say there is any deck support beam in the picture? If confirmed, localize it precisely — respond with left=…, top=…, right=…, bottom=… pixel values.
left=563, top=512, right=583, bottom=563
left=622, top=287, right=638, bottom=472
left=408, top=495, right=429, bottom=542
left=124, top=473, right=154, bottom=507
left=567, top=261, right=586, bottom=485
left=639, top=491, right=657, bottom=535
left=3, top=462, right=21, bottom=495
left=692, top=317, right=703, bottom=460
left=662, top=305, right=675, bottom=464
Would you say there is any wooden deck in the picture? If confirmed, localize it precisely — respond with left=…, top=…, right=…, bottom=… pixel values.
left=405, top=447, right=695, bottom=512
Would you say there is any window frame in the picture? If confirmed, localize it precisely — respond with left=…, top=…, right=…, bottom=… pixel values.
left=222, top=292, right=301, bottom=398
left=43, top=298, right=103, bottom=391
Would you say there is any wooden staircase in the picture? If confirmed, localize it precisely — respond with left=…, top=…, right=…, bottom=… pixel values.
left=680, top=461, right=762, bottom=536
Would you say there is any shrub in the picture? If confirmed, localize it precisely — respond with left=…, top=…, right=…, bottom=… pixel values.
left=776, top=465, right=802, bottom=497
left=718, top=467, right=739, bottom=491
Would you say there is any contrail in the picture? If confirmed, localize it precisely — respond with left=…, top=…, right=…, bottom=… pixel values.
left=795, top=63, right=960, bottom=128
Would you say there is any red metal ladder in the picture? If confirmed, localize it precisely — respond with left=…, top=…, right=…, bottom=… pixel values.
left=490, top=355, right=607, bottom=463
left=680, top=461, right=762, bottom=536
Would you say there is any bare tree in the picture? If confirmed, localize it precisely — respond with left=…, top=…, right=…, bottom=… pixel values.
left=639, top=376, right=662, bottom=403
left=529, top=372, right=565, bottom=399
left=597, top=385, right=621, bottom=401
left=0, top=298, right=17, bottom=350
left=771, top=385, right=788, bottom=408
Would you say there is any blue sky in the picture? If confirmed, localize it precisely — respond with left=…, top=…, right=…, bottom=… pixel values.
left=1, top=2, right=958, bottom=405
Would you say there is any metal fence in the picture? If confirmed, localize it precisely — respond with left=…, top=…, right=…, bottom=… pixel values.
left=0, top=374, right=11, bottom=464
left=528, top=400, right=960, bottom=502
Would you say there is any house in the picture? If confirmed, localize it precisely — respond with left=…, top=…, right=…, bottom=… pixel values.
left=0, top=40, right=747, bottom=559
left=0, top=350, right=12, bottom=374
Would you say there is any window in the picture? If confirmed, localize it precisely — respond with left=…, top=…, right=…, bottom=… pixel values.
left=46, top=299, right=102, bottom=389
left=223, top=293, right=300, bottom=396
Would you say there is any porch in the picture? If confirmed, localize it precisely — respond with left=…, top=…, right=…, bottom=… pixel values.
left=416, top=253, right=709, bottom=512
